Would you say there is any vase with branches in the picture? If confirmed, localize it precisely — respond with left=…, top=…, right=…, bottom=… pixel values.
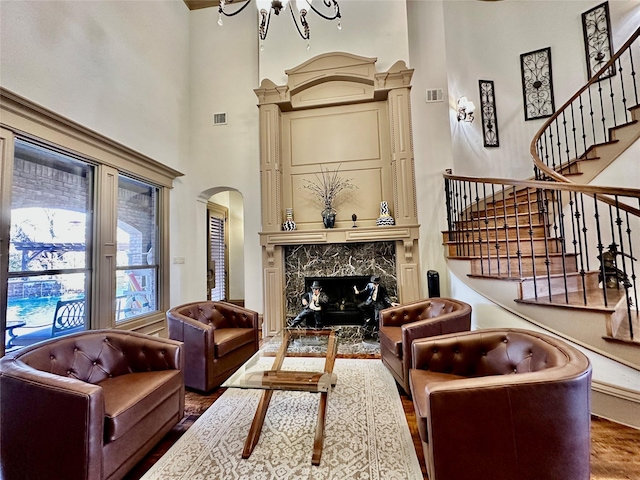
left=300, top=165, right=357, bottom=228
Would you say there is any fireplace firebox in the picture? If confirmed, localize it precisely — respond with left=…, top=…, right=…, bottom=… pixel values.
left=304, top=276, right=370, bottom=326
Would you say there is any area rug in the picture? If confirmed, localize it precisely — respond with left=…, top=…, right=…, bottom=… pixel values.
left=140, top=358, right=422, bottom=479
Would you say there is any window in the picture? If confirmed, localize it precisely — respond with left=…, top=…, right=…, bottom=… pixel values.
left=6, top=140, right=92, bottom=345
left=116, top=176, right=158, bottom=322
left=1, top=90, right=182, bottom=356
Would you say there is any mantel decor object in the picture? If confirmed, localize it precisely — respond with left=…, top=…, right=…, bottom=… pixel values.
left=376, top=201, right=395, bottom=226
left=282, top=208, right=297, bottom=231
left=300, top=165, right=357, bottom=229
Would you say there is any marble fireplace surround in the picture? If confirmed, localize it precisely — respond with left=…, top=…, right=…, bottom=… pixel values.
left=257, top=53, right=422, bottom=336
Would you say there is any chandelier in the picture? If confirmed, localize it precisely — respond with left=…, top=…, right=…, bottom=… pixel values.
left=218, top=0, right=342, bottom=50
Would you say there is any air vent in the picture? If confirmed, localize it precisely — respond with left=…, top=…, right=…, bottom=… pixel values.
left=425, top=88, right=444, bottom=103
left=213, top=112, right=227, bottom=125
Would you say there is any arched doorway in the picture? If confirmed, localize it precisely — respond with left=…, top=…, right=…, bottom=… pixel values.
left=202, top=188, right=245, bottom=305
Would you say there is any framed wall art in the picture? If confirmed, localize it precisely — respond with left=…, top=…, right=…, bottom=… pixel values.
left=478, top=80, right=499, bottom=147
left=520, top=47, right=555, bottom=121
left=581, top=1, right=615, bottom=79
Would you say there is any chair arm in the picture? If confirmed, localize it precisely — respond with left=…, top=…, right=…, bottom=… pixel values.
left=0, top=359, right=105, bottom=480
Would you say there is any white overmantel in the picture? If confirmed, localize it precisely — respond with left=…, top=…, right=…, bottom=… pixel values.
left=256, top=52, right=421, bottom=335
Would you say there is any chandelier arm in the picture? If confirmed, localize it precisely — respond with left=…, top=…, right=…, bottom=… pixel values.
left=306, top=0, right=341, bottom=21
left=219, top=0, right=255, bottom=18
left=289, top=3, right=310, bottom=40
left=259, top=8, right=272, bottom=41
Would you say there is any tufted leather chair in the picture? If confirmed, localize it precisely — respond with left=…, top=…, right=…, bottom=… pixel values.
left=166, top=301, right=259, bottom=392
left=0, top=329, right=184, bottom=480
left=410, top=328, right=592, bottom=480
left=379, top=297, right=472, bottom=394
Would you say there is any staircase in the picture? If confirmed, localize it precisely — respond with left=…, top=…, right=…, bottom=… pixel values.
left=443, top=27, right=640, bottom=369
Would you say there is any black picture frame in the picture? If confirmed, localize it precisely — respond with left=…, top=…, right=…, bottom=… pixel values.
left=520, top=47, right=555, bottom=121
left=581, top=1, right=615, bottom=79
left=478, top=80, right=499, bottom=148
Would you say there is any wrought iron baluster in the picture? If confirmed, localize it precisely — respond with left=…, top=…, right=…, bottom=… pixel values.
left=444, top=177, right=453, bottom=241
left=587, top=87, right=597, bottom=149
left=474, top=183, right=482, bottom=267
left=502, top=184, right=512, bottom=277
left=555, top=188, right=570, bottom=304
left=578, top=94, right=588, bottom=158
left=614, top=197, right=633, bottom=339
left=561, top=110, right=570, bottom=172
left=538, top=188, right=553, bottom=302
left=616, top=56, right=629, bottom=124
left=512, top=185, right=523, bottom=278
left=576, top=192, right=588, bottom=305
left=628, top=44, right=638, bottom=107
left=569, top=103, right=579, bottom=166
left=606, top=75, right=617, bottom=127
left=525, top=189, right=539, bottom=299
left=482, top=183, right=492, bottom=276
left=593, top=196, right=609, bottom=307
left=491, top=184, right=501, bottom=276
left=463, top=181, right=471, bottom=257
left=597, top=77, right=607, bottom=142
left=623, top=210, right=638, bottom=339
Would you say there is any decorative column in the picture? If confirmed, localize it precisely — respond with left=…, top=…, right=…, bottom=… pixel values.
left=257, top=103, right=283, bottom=232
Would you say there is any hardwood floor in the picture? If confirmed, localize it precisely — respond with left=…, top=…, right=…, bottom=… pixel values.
left=124, top=369, right=640, bottom=480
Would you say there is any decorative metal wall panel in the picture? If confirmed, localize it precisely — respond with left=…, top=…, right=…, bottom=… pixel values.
left=582, top=1, right=615, bottom=79
left=478, top=80, right=499, bottom=147
left=520, top=47, right=555, bottom=121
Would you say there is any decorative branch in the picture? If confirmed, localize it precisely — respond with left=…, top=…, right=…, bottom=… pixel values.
left=300, top=165, right=357, bottom=212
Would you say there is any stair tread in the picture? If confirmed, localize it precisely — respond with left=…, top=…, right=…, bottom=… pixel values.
left=514, top=288, right=629, bottom=313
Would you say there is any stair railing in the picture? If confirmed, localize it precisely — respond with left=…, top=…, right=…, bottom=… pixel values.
left=531, top=27, right=639, bottom=183
left=444, top=173, right=639, bottom=341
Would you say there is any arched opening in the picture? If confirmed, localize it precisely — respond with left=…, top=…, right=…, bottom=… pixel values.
left=201, top=187, right=245, bottom=305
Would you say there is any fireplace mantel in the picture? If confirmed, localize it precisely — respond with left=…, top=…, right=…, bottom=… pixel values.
left=257, top=53, right=421, bottom=335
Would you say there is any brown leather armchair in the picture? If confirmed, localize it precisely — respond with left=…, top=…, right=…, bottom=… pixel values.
left=167, top=301, right=259, bottom=392
left=379, top=297, right=472, bottom=393
left=0, top=329, right=184, bottom=480
left=410, top=328, right=592, bottom=480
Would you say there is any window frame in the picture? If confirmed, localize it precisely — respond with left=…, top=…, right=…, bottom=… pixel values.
left=0, top=88, right=182, bottom=356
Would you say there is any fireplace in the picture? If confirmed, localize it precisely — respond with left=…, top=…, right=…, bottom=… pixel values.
left=304, top=276, right=369, bottom=326
left=283, top=242, right=399, bottom=326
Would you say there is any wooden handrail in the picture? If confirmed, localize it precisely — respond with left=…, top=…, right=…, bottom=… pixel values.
left=529, top=27, right=640, bottom=184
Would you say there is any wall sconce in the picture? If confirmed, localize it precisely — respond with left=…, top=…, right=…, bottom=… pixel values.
left=457, top=96, right=476, bottom=123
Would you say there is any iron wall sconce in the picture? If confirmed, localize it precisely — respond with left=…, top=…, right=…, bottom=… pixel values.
left=457, top=96, right=476, bottom=123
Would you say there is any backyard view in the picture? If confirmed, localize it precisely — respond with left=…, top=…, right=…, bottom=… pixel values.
left=4, top=139, right=158, bottom=351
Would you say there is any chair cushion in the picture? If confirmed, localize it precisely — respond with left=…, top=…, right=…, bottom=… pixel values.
left=379, top=326, right=403, bottom=358
left=214, top=328, right=255, bottom=358
left=99, top=370, right=183, bottom=443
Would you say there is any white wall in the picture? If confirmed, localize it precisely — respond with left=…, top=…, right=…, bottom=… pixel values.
left=441, top=0, right=639, bottom=180
left=0, top=0, right=190, bottom=170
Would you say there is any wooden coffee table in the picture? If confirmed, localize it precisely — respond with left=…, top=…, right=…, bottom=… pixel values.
left=222, top=328, right=338, bottom=465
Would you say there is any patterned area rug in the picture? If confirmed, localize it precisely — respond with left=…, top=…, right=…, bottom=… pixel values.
left=140, top=358, right=422, bottom=480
